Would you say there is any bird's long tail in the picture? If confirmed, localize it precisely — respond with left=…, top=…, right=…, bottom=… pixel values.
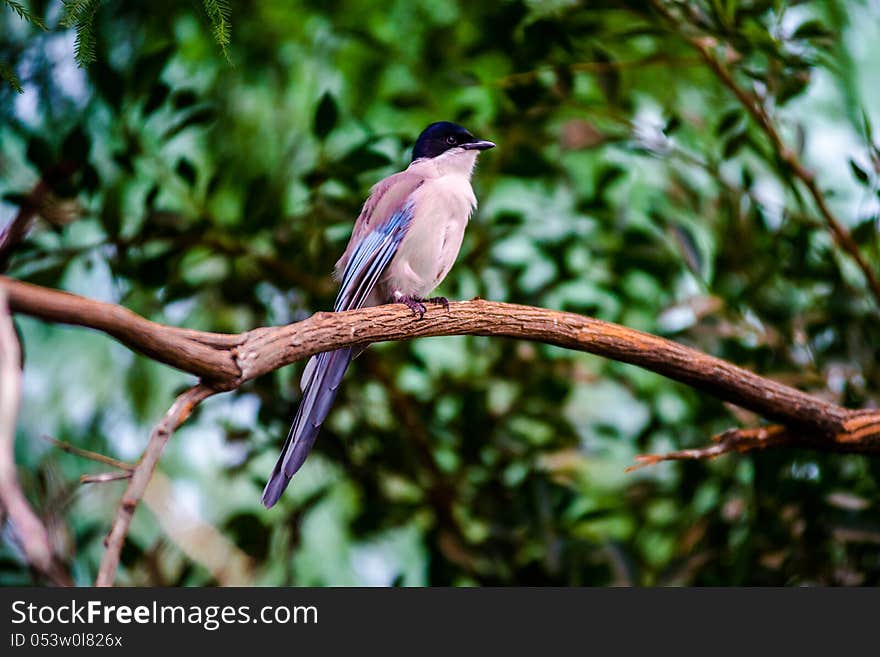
left=261, top=346, right=353, bottom=508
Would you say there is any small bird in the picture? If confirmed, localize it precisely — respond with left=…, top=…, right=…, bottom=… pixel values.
left=262, top=121, right=495, bottom=507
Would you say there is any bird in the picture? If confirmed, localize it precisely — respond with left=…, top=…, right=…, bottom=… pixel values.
left=261, top=121, right=495, bottom=508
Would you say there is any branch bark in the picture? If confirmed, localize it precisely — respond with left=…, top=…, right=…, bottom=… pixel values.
left=5, top=275, right=880, bottom=584
left=4, top=275, right=880, bottom=451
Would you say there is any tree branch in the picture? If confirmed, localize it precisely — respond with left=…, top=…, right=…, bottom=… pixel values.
left=4, top=274, right=880, bottom=451
left=0, top=181, right=50, bottom=272
left=649, top=0, right=880, bottom=307
left=5, top=275, right=880, bottom=584
left=95, top=383, right=215, bottom=587
left=0, top=289, right=70, bottom=585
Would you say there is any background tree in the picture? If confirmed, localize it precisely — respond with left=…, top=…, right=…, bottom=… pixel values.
left=1, top=0, right=879, bottom=586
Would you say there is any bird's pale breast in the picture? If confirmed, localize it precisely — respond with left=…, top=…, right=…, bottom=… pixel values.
left=382, top=173, right=476, bottom=298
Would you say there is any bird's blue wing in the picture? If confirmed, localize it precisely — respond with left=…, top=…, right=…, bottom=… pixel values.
left=261, top=200, right=415, bottom=508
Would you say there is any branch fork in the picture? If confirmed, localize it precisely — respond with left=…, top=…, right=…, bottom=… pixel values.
left=2, top=273, right=879, bottom=586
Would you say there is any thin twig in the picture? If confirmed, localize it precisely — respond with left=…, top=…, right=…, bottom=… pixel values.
left=81, top=471, right=133, bottom=484
left=43, top=435, right=134, bottom=471
left=649, top=0, right=880, bottom=306
left=626, top=425, right=794, bottom=471
left=95, top=383, right=216, bottom=587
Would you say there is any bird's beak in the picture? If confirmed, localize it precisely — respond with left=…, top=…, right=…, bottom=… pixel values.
left=462, top=140, right=496, bottom=151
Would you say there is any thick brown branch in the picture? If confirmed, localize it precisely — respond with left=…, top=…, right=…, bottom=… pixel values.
left=650, top=0, right=880, bottom=306
left=4, top=275, right=880, bottom=452
left=6, top=276, right=880, bottom=585
left=95, top=384, right=216, bottom=587
left=2, top=277, right=239, bottom=383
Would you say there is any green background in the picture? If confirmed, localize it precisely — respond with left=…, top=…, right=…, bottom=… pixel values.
left=2, top=0, right=880, bottom=585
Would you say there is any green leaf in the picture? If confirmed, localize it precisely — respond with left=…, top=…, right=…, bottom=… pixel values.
left=92, top=62, right=124, bottom=109
left=80, top=162, right=100, bottom=193
left=202, top=0, right=232, bottom=61
left=0, top=60, right=22, bottom=93
left=716, top=109, right=742, bottom=136
left=145, top=184, right=160, bottom=209
left=2, top=192, right=31, bottom=206
left=172, top=88, right=199, bottom=110
left=792, top=20, right=834, bottom=41
left=851, top=216, right=878, bottom=246
left=26, top=135, right=54, bottom=173
left=313, top=92, right=338, bottom=139
left=670, top=222, right=703, bottom=277
left=143, top=82, right=170, bottom=115
left=3, top=0, right=47, bottom=30
left=163, top=107, right=217, bottom=139
left=722, top=130, right=747, bottom=159
left=60, top=0, right=102, bottom=67
left=337, top=143, right=392, bottom=176
left=777, top=71, right=810, bottom=105
left=175, top=158, right=197, bottom=187
left=132, top=44, right=173, bottom=94
left=61, top=124, right=90, bottom=163
left=594, top=47, right=620, bottom=104
left=849, top=159, right=870, bottom=185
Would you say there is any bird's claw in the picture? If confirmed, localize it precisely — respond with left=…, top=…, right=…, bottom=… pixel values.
left=399, top=296, right=427, bottom=318
left=425, top=296, right=450, bottom=311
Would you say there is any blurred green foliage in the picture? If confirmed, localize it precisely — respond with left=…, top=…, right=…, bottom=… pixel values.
left=2, top=0, right=880, bottom=586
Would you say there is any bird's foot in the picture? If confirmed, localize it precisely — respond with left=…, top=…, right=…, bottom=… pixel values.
left=396, top=294, right=427, bottom=319
left=424, top=296, right=450, bottom=310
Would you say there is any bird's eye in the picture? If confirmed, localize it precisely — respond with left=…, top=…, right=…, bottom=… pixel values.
left=446, top=136, right=457, bottom=145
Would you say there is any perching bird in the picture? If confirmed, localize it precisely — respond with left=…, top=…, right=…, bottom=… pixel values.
left=261, top=121, right=495, bottom=508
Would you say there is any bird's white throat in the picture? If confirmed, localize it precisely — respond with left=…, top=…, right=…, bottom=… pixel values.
left=413, top=147, right=479, bottom=180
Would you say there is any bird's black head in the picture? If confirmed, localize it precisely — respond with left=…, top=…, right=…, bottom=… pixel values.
left=411, top=121, right=495, bottom=161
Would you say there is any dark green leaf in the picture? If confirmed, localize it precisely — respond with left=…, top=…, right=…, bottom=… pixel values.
left=777, top=72, right=810, bottom=105
left=670, top=222, right=703, bottom=276
left=144, top=184, right=160, bottom=210
left=849, top=159, right=870, bottom=185
left=26, top=136, right=54, bottom=173
left=314, top=92, right=338, bottom=139
left=2, top=192, right=31, bottom=206
left=717, top=109, right=742, bottom=136
left=594, top=47, right=620, bottom=104
left=112, top=150, right=135, bottom=174
left=61, top=124, right=90, bottom=163
left=163, top=107, right=217, bottom=139
left=4, top=0, right=47, bottom=29
left=792, top=20, right=834, bottom=41
left=80, top=162, right=100, bottom=193
left=143, top=82, right=170, bottom=115
left=202, top=0, right=232, bottom=60
left=337, top=143, right=392, bottom=175
left=722, top=130, right=747, bottom=159
left=175, top=158, right=197, bottom=187
left=132, top=43, right=173, bottom=93
left=92, top=62, right=125, bottom=109
left=0, top=60, right=22, bottom=93
left=172, top=88, right=200, bottom=110
left=851, top=217, right=878, bottom=246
